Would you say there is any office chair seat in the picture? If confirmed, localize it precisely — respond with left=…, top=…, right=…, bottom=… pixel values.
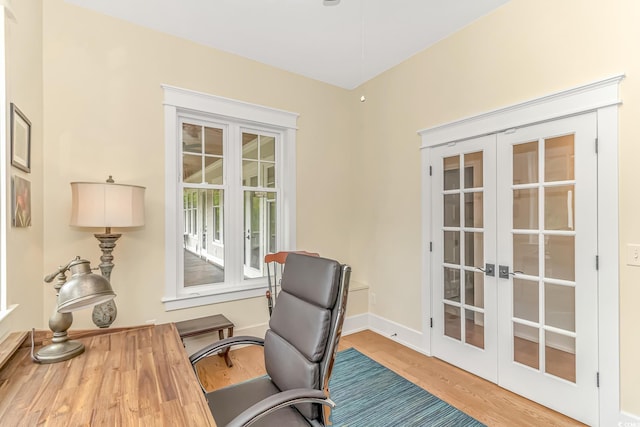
left=207, top=377, right=310, bottom=427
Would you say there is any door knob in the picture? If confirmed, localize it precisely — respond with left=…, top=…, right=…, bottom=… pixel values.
left=498, top=265, right=510, bottom=279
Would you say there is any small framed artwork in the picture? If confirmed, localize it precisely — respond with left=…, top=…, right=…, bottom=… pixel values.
left=12, top=176, right=32, bottom=228
left=11, top=103, right=31, bottom=173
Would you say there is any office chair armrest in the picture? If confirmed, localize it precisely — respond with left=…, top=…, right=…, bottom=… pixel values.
left=226, top=388, right=335, bottom=427
left=189, top=335, right=265, bottom=366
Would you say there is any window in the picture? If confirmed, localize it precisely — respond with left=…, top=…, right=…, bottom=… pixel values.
left=162, top=86, right=298, bottom=310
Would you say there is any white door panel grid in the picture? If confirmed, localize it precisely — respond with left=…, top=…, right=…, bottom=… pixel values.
left=430, top=114, right=598, bottom=426
left=431, top=135, right=498, bottom=382
left=496, top=114, right=598, bottom=425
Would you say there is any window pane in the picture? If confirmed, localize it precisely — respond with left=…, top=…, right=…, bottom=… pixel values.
left=183, top=123, right=201, bottom=154
left=243, top=160, right=259, bottom=187
left=260, top=136, right=275, bottom=161
left=205, top=157, right=223, bottom=185
left=513, top=141, right=538, bottom=185
left=545, top=134, right=574, bottom=182
left=183, top=188, right=225, bottom=286
left=244, top=191, right=277, bottom=279
left=261, top=162, right=276, bottom=188
left=242, top=133, right=259, bottom=160
left=204, top=127, right=223, bottom=156
left=183, top=154, right=201, bottom=183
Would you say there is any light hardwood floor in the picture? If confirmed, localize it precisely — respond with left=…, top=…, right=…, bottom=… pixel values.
left=195, top=330, right=585, bottom=427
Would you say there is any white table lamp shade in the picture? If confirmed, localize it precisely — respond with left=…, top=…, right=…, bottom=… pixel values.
left=70, top=182, right=145, bottom=228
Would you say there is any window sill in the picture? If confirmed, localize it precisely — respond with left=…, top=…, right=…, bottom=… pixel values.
left=162, top=283, right=267, bottom=311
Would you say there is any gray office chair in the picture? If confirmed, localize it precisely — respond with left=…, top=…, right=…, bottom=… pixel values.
left=190, top=253, right=351, bottom=427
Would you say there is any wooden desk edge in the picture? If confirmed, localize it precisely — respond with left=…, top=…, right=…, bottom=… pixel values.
left=0, top=323, right=216, bottom=426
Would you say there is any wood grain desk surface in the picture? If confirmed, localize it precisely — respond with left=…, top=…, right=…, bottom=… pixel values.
left=0, top=323, right=215, bottom=426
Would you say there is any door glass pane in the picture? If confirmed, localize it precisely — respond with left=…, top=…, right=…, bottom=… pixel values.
left=514, top=323, right=539, bottom=370
left=464, top=192, right=483, bottom=228
left=545, top=135, right=574, bottom=182
left=513, top=234, right=539, bottom=276
left=545, top=185, right=574, bottom=231
left=444, top=194, right=460, bottom=227
left=444, top=267, right=460, bottom=302
left=544, top=235, right=575, bottom=281
left=513, top=278, right=538, bottom=323
left=545, top=331, right=576, bottom=383
left=544, top=283, right=575, bottom=332
left=444, top=231, right=460, bottom=264
left=204, top=156, right=223, bottom=185
left=444, top=305, right=461, bottom=341
left=183, top=188, right=225, bottom=286
left=464, top=151, right=483, bottom=188
left=465, top=310, right=484, bottom=349
left=443, top=156, right=460, bottom=190
left=513, top=188, right=538, bottom=229
left=513, top=141, right=538, bottom=185
left=464, top=270, right=484, bottom=308
left=464, top=232, right=483, bottom=267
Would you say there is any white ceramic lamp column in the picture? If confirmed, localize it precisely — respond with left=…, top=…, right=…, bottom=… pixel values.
left=69, top=176, right=145, bottom=328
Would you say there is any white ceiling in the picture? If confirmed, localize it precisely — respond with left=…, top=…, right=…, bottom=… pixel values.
left=65, top=0, right=510, bottom=89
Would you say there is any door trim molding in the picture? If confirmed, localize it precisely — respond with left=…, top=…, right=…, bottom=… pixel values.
left=419, top=74, right=624, bottom=426
left=418, top=74, right=623, bottom=148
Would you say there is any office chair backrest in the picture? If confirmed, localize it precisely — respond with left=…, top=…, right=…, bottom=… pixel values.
left=264, top=253, right=350, bottom=423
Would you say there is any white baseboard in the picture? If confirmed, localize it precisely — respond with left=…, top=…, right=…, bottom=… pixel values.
left=618, top=410, right=640, bottom=425
left=342, top=312, right=428, bottom=356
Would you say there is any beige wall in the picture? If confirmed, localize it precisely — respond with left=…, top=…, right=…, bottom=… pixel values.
left=352, top=0, right=639, bottom=415
left=41, top=0, right=358, bottom=330
left=2, top=0, right=44, bottom=334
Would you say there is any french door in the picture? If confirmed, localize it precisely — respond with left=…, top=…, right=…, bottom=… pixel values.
left=431, top=113, right=599, bottom=425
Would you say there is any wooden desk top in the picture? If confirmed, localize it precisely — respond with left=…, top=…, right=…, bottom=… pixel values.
left=0, top=323, right=215, bottom=426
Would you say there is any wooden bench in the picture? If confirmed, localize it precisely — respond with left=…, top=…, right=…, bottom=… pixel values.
left=175, top=314, right=235, bottom=367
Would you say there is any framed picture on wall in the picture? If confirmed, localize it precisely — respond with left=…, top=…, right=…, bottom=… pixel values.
left=11, top=103, right=31, bottom=173
left=12, top=175, right=32, bottom=228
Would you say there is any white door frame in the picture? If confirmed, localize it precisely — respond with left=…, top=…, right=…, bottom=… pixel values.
left=419, top=74, right=623, bottom=425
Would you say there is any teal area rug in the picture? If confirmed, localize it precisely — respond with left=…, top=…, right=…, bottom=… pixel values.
left=329, top=348, right=486, bottom=427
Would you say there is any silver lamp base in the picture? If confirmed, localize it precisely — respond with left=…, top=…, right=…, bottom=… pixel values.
left=35, top=340, right=85, bottom=364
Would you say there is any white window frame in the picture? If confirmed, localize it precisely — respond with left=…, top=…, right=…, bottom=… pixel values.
left=162, top=85, right=298, bottom=311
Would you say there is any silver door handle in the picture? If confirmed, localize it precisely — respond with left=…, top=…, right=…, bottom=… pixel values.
left=476, top=263, right=495, bottom=277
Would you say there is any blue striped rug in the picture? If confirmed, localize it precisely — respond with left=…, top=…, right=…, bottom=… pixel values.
left=329, top=348, right=486, bottom=427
